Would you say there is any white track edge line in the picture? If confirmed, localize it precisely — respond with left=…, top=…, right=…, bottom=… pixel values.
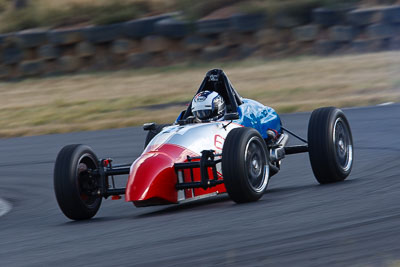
left=0, top=198, right=12, bottom=217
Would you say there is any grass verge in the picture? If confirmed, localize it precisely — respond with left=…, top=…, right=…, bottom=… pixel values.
left=1, top=51, right=400, bottom=137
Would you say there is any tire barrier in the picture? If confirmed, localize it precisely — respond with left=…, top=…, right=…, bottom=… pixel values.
left=196, top=18, right=231, bottom=35
left=347, top=8, right=381, bottom=26
left=48, top=29, right=83, bottom=45
left=1, top=6, right=400, bottom=79
left=19, top=60, right=44, bottom=76
left=293, top=25, right=319, bottom=42
left=38, top=44, right=61, bottom=60
left=15, top=30, right=48, bottom=48
left=314, top=40, right=339, bottom=55
left=366, top=23, right=395, bottom=39
left=154, top=18, right=191, bottom=39
left=123, top=14, right=173, bottom=39
left=230, top=13, right=266, bottom=33
left=382, top=5, right=400, bottom=23
left=83, top=24, right=124, bottom=44
left=329, top=26, right=356, bottom=42
left=2, top=46, right=22, bottom=65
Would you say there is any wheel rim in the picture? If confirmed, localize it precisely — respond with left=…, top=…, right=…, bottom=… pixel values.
left=76, top=153, right=100, bottom=207
left=333, top=118, right=353, bottom=172
left=244, top=136, right=269, bottom=193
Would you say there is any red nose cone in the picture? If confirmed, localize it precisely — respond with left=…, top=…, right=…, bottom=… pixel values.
left=125, top=150, right=179, bottom=205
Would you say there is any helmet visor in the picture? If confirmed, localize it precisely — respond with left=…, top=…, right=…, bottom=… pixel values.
left=193, top=110, right=212, bottom=120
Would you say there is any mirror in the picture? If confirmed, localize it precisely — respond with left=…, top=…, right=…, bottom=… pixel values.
left=143, top=122, right=156, bottom=131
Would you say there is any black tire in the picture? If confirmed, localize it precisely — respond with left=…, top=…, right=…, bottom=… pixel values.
left=54, top=144, right=102, bottom=220
left=154, top=18, right=189, bottom=38
left=308, top=107, right=354, bottom=184
left=222, top=127, right=270, bottom=203
left=144, top=124, right=171, bottom=148
left=196, top=18, right=231, bottom=34
left=230, top=13, right=266, bottom=32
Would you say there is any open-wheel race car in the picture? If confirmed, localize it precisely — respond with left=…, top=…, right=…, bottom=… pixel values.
left=54, top=69, right=354, bottom=220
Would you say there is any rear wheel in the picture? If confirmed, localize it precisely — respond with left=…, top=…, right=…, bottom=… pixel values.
left=308, top=107, right=353, bottom=184
left=222, top=127, right=270, bottom=203
left=54, top=144, right=102, bottom=220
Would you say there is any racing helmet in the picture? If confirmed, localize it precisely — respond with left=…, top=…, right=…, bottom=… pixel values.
left=191, top=91, right=225, bottom=121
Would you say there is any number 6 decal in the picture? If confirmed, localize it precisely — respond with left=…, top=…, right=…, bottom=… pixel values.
left=214, top=135, right=225, bottom=150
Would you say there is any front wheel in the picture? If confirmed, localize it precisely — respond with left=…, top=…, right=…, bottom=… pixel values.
left=308, top=107, right=354, bottom=184
left=222, top=127, right=270, bottom=203
left=54, top=144, right=102, bottom=220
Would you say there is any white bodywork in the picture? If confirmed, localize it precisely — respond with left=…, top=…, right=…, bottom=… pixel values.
left=145, top=122, right=243, bottom=155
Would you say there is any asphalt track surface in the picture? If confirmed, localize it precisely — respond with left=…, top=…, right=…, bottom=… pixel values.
left=0, top=104, right=399, bottom=267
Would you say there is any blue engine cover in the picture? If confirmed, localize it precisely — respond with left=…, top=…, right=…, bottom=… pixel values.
left=235, top=98, right=281, bottom=139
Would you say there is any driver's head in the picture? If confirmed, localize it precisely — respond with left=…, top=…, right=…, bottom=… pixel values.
left=191, top=91, right=225, bottom=122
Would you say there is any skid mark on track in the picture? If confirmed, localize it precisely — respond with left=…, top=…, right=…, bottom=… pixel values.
left=0, top=198, right=11, bottom=217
